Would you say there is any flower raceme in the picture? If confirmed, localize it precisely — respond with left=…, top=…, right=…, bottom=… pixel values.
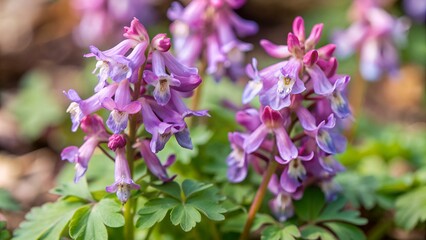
left=167, top=0, right=258, bottom=81
left=227, top=16, right=350, bottom=222
left=333, top=0, right=410, bottom=81
left=61, top=18, right=207, bottom=203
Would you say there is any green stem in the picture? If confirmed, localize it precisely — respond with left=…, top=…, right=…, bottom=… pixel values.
left=124, top=65, right=145, bottom=240
left=240, top=160, right=279, bottom=240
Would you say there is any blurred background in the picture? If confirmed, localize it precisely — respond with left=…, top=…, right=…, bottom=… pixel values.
left=0, top=0, right=425, bottom=238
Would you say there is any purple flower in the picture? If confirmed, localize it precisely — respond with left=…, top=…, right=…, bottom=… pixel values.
left=267, top=174, right=298, bottom=222
left=235, top=108, right=261, bottom=132
left=134, top=139, right=176, bottom=182
left=64, top=84, right=118, bottom=132
left=404, top=0, right=426, bottom=23
left=259, top=58, right=306, bottom=110
left=139, top=98, right=192, bottom=153
left=327, top=75, right=351, bottom=119
left=226, top=132, right=249, bottom=183
left=106, top=144, right=140, bottom=204
left=61, top=115, right=109, bottom=182
left=85, top=18, right=149, bottom=90
left=102, top=79, right=141, bottom=133
left=333, top=3, right=410, bottom=81
left=244, top=106, right=298, bottom=162
left=71, top=0, right=156, bottom=47
left=279, top=152, right=314, bottom=193
left=167, top=0, right=258, bottom=81
left=144, top=45, right=201, bottom=105
left=242, top=58, right=263, bottom=104
left=296, top=108, right=347, bottom=154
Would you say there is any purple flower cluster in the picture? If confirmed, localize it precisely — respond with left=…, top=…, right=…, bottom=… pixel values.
left=61, top=18, right=207, bottom=203
left=71, top=0, right=156, bottom=47
left=227, top=17, right=349, bottom=222
left=167, top=0, right=258, bottom=81
left=333, top=0, right=410, bottom=81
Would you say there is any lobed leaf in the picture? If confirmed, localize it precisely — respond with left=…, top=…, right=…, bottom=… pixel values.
left=136, top=197, right=179, bottom=229
left=137, top=180, right=226, bottom=232
left=261, top=224, right=300, bottom=240
left=13, top=200, right=85, bottom=240
left=68, top=198, right=124, bottom=240
left=324, top=222, right=366, bottom=240
left=317, top=197, right=367, bottom=226
left=395, top=186, right=426, bottom=230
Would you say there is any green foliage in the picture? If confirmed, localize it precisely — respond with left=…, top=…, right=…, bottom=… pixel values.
left=14, top=163, right=124, bottom=240
left=13, top=200, right=85, bottom=240
left=335, top=173, right=379, bottom=210
left=8, top=70, right=63, bottom=140
left=293, top=187, right=367, bottom=240
left=51, top=178, right=94, bottom=202
left=300, top=225, right=336, bottom=240
left=0, top=221, right=11, bottom=240
left=0, top=189, right=19, bottom=211
left=293, top=187, right=325, bottom=221
left=69, top=199, right=124, bottom=240
left=261, top=224, right=300, bottom=240
left=395, top=186, right=426, bottom=230
left=137, top=179, right=226, bottom=232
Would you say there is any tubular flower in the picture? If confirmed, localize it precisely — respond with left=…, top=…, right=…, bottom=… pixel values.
left=62, top=18, right=207, bottom=203
left=226, top=16, right=350, bottom=222
left=167, top=0, right=258, bottom=81
left=333, top=0, right=410, bottom=81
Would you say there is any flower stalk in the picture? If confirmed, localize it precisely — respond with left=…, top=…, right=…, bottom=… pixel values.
left=240, top=154, right=279, bottom=240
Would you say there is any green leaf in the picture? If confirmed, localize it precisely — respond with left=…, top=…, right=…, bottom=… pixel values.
left=136, top=198, right=180, bottom=229
left=151, top=181, right=182, bottom=200
left=0, top=221, right=11, bottom=240
left=137, top=180, right=226, bottom=232
left=0, top=189, right=19, bottom=211
left=69, top=198, right=124, bottom=240
left=221, top=213, right=246, bottom=233
left=300, top=225, right=336, bottom=240
left=8, top=70, right=63, bottom=140
left=292, top=187, right=366, bottom=240
left=252, top=214, right=276, bottom=232
left=186, top=184, right=226, bottom=222
left=293, top=187, right=325, bottom=221
left=170, top=204, right=201, bottom=232
left=261, top=224, right=301, bottom=240
left=13, top=200, right=85, bottom=240
left=335, top=173, right=378, bottom=209
left=317, top=197, right=367, bottom=225
left=324, top=222, right=366, bottom=240
left=96, top=199, right=125, bottom=228
left=51, top=178, right=93, bottom=201
left=182, top=180, right=213, bottom=199
left=395, top=186, right=426, bottom=230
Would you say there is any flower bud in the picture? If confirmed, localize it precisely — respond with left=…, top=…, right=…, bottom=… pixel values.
left=108, top=134, right=127, bottom=151
left=303, top=50, right=319, bottom=67
left=152, top=33, right=171, bottom=52
left=123, top=18, right=149, bottom=42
